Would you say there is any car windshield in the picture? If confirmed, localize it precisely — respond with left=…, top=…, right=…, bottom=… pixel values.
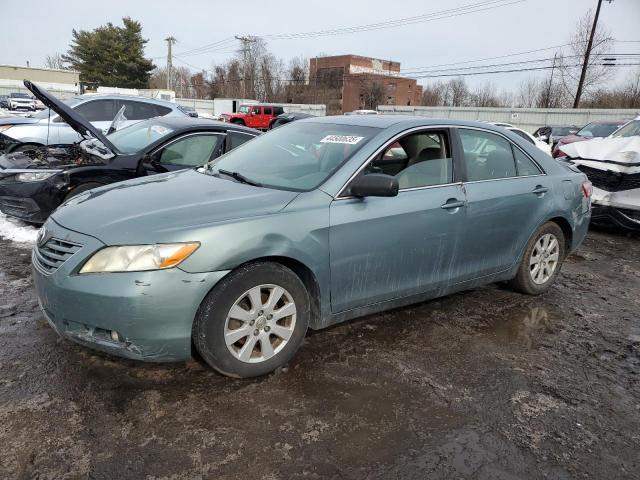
left=30, top=97, right=83, bottom=119
left=611, top=120, right=640, bottom=138
left=209, top=122, right=380, bottom=191
left=107, top=119, right=175, bottom=153
left=551, top=127, right=574, bottom=136
left=10, top=93, right=30, bottom=98
left=238, top=106, right=251, bottom=113
left=577, top=122, right=622, bottom=138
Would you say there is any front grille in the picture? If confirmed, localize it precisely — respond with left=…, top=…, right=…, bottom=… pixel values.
left=34, top=238, right=82, bottom=274
left=577, top=165, right=640, bottom=192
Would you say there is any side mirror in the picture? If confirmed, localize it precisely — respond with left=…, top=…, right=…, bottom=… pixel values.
left=350, top=173, right=399, bottom=198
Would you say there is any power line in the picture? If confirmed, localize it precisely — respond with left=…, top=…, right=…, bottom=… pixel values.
left=262, top=0, right=526, bottom=39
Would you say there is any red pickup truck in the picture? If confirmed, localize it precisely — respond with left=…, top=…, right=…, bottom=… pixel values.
left=220, top=104, right=285, bottom=130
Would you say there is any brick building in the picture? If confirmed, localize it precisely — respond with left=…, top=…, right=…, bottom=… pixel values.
left=309, top=55, right=422, bottom=114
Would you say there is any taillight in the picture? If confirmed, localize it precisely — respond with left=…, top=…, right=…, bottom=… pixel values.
left=581, top=180, right=592, bottom=198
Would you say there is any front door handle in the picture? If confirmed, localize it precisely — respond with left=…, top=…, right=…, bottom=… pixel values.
left=441, top=198, right=465, bottom=210
left=532, top=185, right=549, bottom=195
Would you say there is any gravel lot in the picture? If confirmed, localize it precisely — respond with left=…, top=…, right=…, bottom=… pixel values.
left=0, top=226, right=639, bottom=479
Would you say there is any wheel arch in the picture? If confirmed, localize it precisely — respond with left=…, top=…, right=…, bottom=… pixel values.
left=546, top=215, right=573, bottom=253
left=225, top=255, right=323, bottom=330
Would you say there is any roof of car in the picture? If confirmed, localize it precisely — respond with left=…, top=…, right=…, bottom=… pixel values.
left=152, top=116, right=259, bottom=134
left=70, top=93, right=178, bottom=107
left=300, top=114, right=525, bottom=132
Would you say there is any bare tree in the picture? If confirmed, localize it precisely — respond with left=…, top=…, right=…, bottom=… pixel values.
left=516, top=78, right=541, bottom=107
left=44, top=53, right=66, bottom=70
left=360, top=76, right=386, bottom=110
left=470, top=82, right=500, bottom=107
left=558, top=10, right=614, bottom=107
left=421, top=81, right=447, bottom=106
left=448, top=77, right=469, bottom=106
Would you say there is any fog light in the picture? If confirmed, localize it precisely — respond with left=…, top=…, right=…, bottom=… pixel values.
left=110, top=330, right=121, bottom=342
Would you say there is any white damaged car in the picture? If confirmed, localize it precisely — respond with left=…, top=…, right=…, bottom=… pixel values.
left=559, top=118, right=640, bottom=230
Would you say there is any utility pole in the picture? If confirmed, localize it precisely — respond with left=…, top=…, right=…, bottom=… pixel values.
left=573, top=0, right=612, bottom=108
left=165, top=36, right=176, bottom=91
left=546, top=53, right=557, bottom=108
left=235, top=35, right=256, bottom=98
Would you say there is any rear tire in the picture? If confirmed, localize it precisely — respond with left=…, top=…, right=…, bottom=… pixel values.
left=63, top=182, right=104, bottom=201
left=509, top=222, right=565, bottom=295
left=193, top=261, right=309, bottom=378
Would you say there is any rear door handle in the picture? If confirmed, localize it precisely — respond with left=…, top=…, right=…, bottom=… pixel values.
left=532, top=185, right=549, bottom=195
left=441, top=198, right=465, bottom=210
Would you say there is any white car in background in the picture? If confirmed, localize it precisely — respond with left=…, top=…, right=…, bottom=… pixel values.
left=487, top=122, right=551, bottom=155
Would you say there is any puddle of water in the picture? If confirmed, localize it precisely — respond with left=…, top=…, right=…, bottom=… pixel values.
left=482, top=305, right=556, bottom=350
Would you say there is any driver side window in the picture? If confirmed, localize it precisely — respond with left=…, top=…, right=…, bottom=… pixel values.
left=159, top=134, right=221, bottom=166
left=362, top=130, right=453, bottom=189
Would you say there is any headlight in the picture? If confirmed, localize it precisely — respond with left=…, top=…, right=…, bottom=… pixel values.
left=15, top=171, right=60, bottom=182
left=0, top=125, right=14, bottom=133
left=79, top=242, right=200, bottom=274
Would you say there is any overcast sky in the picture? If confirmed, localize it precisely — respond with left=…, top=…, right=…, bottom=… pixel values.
left=2, top=0, right=639, bottom=92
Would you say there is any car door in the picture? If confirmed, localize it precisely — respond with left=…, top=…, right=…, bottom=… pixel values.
left=329, top=128, right=467, bottom=313
left=455, top=127, right=552, bottom=280
left=144, top=132, right=225, bottom=174
left=262, top=106, right=273, bottom=129
left=73, top=99, right=118, bottom=135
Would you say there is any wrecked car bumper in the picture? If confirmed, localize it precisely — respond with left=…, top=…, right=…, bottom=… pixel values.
left=32, top=219, right=230, bottom=361
left=590, top=186, right=640, bottom=229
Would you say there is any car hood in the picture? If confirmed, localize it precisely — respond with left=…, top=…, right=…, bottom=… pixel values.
left=51, top=169, right=300, bottom=245
left=563, top=136, right=640, bottom=171
left=557, top=134, right=590, bottom=146
left=23, top=80, right=119, bottom=154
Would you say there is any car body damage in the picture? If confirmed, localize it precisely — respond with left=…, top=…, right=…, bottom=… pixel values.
left=561, top=136, right=640, bottom=230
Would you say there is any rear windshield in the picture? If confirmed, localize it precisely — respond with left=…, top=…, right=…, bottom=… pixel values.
left=551, top=127, right=575, bottom=136
left=209, top=122, right=380, bottom=191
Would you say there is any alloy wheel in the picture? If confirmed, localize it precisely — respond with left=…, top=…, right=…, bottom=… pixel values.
left=529, top=233, right=560, bottom=285
left=224, top=284, right=297, bottom=363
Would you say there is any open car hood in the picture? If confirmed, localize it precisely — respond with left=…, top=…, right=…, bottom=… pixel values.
left=23, top=80, right=119, bottom=154
left=562, top=136, right=640, bottom=167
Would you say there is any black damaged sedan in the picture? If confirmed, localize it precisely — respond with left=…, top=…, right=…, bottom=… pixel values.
left=0, top=82, right=259, bottom=223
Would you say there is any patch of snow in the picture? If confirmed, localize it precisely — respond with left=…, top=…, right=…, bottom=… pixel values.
left=0, top=212, right=38, bottom=245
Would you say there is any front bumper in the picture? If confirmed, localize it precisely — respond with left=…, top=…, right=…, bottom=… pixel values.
left=0, top=178, right=65, bottom=223
left=32, top=219, right=230, bottom=361
left=590, top=186, right=640, bottom=230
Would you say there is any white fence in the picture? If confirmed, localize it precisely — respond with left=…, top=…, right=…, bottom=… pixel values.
left=378, top=106, right=640, bottom=132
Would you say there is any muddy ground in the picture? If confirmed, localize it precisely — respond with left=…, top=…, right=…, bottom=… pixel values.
left=0, top=228, right=639, bottom=480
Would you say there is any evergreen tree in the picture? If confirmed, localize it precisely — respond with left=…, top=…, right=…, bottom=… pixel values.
left=62, top=17, right=155, bottom=88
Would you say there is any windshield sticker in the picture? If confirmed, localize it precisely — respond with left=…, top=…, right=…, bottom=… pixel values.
left=320, top=135, right=364, bottom=145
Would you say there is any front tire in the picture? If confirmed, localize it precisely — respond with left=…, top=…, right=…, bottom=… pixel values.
left=509, top=222, right=565, bottom=295
left=193, top=262, right=309, bottom=378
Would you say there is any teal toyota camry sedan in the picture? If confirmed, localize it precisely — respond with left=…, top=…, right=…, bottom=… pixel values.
left=32, top=115, right=592, bottom=377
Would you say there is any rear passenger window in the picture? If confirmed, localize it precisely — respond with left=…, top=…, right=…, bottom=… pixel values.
left=513, top=147, right=542, bottom=176
left=120, top=100, right=166, bottom=121
left=363, top=130, right=452, bottom=189
left=459, top=129, right=517, bottom=181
